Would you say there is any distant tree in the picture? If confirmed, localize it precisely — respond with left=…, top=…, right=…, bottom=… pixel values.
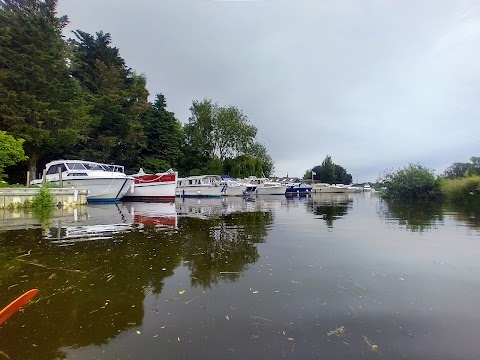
left=443, top=162, right=473, bottom=179
left=309, top=156, right=352, bottom=184
left=0, top=131, right=28, bottom=180
left=443, top=157, right=480, bottom=179
left=334, top=164, right=352, bottom=184
left=0, top=0, right=88, bottom=178
left=303, top=169, right=312, bottom=180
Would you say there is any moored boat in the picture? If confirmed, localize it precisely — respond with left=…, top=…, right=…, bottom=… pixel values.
left=124, top=168, right=177, bottom=201
left=176, top=175, right=223, bottom=197
left=31, top=160, right=134, bottom=203
left=221, top=176, right=256, bottom=196
left=285, top=182, right=313, bottom=196
left=312, top=183, right=347, bottom=194
left=247, top=177, right=287, bottom=195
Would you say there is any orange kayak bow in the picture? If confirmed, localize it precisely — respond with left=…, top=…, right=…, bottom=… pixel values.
left=0, top=289, right=38, bottom=325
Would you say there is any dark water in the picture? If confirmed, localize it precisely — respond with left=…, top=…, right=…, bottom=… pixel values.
left=0, top=193, right=479, bottom=359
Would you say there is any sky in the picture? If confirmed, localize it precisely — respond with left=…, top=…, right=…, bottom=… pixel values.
left=57, top=0, right=480, bottom=182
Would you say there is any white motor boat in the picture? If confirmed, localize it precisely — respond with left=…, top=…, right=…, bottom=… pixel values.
left=124, top=168, right=177, bottom=201
left=176, top=175, right=224, bottom=197
left=31, top=160, right=134, bottom=203
left=221, top=177, right=256, bottom=196
left=312, top=183, right=347, bottom=194
left=247, top=177, right=287, bottom=195
left=363, top=184, right=372, bottom=191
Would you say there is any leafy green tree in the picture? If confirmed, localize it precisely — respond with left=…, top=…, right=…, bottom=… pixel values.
left=309, top=156, right=351, bottom=184
left=183, top=99, right=274, bottom=177
left=379, top=163, right=441, bottom=200
left=334, top=164, right=352, bottom=184
left=138, top=94, right=183, bottom=173
left=245, top=142, right=274, bottom=177
left=312, top=155, right=335, bottom=183
left=213, top=106, right=257, bottom=160
left=0, top=0, right=88, bottom=178
left=0, top=131, right=28, bottom=180
left=68, top=30, right=148, bottom=170
left=184, top=99, right=215, bottom=158
left=224, top=155, right=263, bottom=178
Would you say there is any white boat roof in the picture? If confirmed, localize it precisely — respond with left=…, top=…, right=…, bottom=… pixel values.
left=45, top=159, right=125, bottom=171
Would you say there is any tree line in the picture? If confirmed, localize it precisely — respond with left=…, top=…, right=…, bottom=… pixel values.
left=0, top=0, right=274, bottom=183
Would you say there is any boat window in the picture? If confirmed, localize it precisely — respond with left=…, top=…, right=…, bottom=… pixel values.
left=46, top=164, right=67, bottom=175
left=66, top=162, right=86, bottom=170
left=102, top=165, right=114, bottom=172
left=83, top=163, right=104, bottom=171
left=67, top=173, right=88, bottom=177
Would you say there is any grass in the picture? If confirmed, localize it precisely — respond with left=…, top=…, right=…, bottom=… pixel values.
left=440, top=176, right=480, bottom=204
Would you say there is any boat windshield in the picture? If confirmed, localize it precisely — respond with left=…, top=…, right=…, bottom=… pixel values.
left=66, top=162, right=87, bottom=170
left=82, top=163, right=106, bottom=171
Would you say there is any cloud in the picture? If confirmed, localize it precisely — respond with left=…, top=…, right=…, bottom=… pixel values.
left=58, top=0, right=480, bottom=181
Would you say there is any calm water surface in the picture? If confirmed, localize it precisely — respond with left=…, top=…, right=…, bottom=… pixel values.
left=1, top=193, right=479, bottom=359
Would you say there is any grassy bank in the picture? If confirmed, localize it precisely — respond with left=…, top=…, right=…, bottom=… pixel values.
left=440, top=176, right=480, bottom=204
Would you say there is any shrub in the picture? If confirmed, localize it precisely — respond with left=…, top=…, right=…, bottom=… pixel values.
left=441, top=176, right=480, bottom=203
left=379, top=164, right=441, bottom=200
left=30, top=186, right=55, bottom=210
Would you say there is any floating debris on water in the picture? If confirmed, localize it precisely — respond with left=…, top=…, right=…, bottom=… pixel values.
left=327, top=326, right=345, bottom=337
left=363, top=336, right=379, bottom=352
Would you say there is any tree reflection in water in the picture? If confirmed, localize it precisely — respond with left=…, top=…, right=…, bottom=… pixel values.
left=0, top=200, right=274, bottom=360
left=379, top=199, right=444, bottom=232
left=306, top=193, right=352, bottom=228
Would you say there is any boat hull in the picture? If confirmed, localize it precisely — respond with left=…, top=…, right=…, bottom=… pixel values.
left=256, top=185, right=287, bottom=195
left=285, top=186, right=313, bottom=196
left=49, top=177, right=134, bottom=202
left=176, top=185, right=223, bottom=198
left=223, top=185, right=250, bottom=196
left=312, top=186, right=346, bottom=194
left=124, top=173, right=177, bottom=200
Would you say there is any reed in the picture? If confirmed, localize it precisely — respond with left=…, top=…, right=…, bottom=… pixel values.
left=440, top=176, right=480, bottom=203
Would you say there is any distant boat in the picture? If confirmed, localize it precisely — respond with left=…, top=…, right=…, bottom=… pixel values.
left=312, top=183, right=346, bottom=194
left=221, top=176, right=256, bottom=196
left=31, top=160, right=134, bottom=203
left=176, top=175, right=224, bottom=197
left=363, top=184, right=372, bottom=191
left=246, top=177, right=287, bottom=195
left=285, top=182, right=312, bottom=196
left=124, top=168, right=177, bottom=201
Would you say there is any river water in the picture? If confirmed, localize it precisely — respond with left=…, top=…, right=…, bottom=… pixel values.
left=0, top=193, right=479, bottom=359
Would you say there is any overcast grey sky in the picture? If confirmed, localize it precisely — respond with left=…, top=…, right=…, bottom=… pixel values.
left=58, top=0, right=479, bottom=181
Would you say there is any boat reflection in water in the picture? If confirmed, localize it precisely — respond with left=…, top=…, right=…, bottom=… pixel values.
left=306, top=193, right=354, bottom=227
left=126, top=201, right=177, bottom=229
left=45, top=202, right=178, bottom=244
left=176, top=195, right=282, bottom=219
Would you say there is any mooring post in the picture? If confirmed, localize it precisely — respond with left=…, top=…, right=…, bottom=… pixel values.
left=58, top=167, right=63, bottom=188
left=26, top=171, right=30, bottom=188
left=42, top=169, right=46, bottom=184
